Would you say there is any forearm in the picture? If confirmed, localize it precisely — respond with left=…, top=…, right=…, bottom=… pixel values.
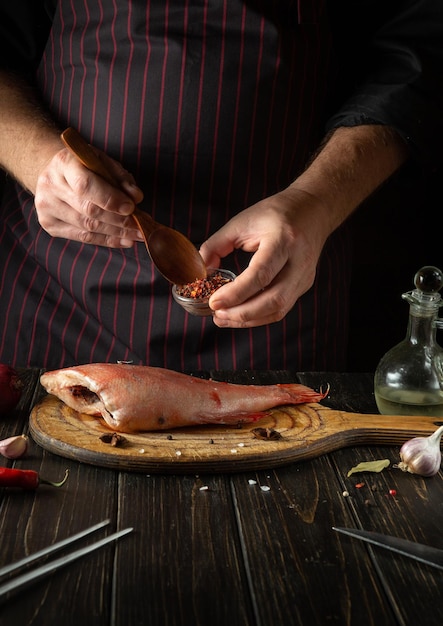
left=289, top=124, right=410, bottom=237
left=0, top=70, right=62, bottom=194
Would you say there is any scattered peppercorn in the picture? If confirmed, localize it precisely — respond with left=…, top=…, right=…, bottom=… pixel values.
left=99, top=432, right=127, bottom=447
left=252, top=427, right=283, bottom=441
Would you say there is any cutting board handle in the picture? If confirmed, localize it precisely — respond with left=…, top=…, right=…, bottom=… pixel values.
left=306, top=407, right=442, bottom=452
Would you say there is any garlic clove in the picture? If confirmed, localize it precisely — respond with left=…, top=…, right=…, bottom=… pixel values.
left=0, top=434, right=29, bottom=459
left=398, top=425, right=443, bottom=477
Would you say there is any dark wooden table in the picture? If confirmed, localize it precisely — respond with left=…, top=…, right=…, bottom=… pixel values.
left=0, top=370, right=442, bottom=626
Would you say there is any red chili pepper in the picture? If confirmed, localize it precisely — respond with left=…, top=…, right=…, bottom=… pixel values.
left=0, top=467, right=69, bottom=489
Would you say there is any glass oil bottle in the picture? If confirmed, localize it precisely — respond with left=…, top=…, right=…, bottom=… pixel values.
left=374, top=266, right=443, bottom=417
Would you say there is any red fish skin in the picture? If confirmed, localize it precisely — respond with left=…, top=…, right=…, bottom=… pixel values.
left=39, top=363, right=327, bottom=433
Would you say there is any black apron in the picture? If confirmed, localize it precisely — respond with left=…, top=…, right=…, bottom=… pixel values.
left=0, top=0, right=351, bottom=370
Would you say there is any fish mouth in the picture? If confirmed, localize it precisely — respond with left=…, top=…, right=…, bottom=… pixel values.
left=69, top=385, right=100, bottom=404
left=68, top=385, right=114, bottom=422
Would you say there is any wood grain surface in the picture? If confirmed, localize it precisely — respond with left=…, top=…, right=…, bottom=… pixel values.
left=2, top=370, right=443, bottom=626
left=29, top=394, right=441, bottom=473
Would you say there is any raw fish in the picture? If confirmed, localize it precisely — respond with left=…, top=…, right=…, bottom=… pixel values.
left=40, top=363, right=327, bottom=432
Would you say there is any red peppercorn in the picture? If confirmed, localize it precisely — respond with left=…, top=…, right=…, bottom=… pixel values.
left=176, top=271, right=232, bottom=300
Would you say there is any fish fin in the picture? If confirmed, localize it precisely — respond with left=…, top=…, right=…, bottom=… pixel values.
left=205, top=412, right=267, bottom=425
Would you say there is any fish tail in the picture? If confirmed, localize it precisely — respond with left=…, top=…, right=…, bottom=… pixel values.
left=276, top=383, right=329, bottom=404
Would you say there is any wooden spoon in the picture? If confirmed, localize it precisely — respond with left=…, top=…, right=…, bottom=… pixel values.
left=60, top=128, right=207, bottom=284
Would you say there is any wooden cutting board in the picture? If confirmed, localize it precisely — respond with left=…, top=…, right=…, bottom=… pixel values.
left=29, top=395, right=442, bottom=473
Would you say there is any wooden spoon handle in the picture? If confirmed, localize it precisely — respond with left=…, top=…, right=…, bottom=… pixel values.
left=60, top=127, right=158, bottom=237
left=132, top=211, right=158, bottom=240
left=61, top=127, right=118, bottom=186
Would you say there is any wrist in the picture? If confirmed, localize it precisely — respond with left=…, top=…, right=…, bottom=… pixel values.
left=23, top=132, right=64, bottom=194
left=0, top=71, right=63, bottom=193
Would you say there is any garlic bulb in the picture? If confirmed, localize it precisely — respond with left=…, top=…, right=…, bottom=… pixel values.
left=0, top=434, right=28, bottom=459
left=398, top=425, right=443, bottom=477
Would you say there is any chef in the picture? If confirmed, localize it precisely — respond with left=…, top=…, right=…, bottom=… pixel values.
left=0, top=1, right=442, bottom=371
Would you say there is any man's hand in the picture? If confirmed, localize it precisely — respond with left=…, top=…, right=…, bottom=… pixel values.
left=200, top=125, right=409, bottom=328
left=34, top=145, right=144, bottom=247
left=200, top=188, right=327, bottom=327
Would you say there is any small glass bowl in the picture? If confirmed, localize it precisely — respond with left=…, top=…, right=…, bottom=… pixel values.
left=172, top=268, right=236, bottom=316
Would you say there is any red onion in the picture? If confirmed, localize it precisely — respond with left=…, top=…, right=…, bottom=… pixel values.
left=0, top=365, right=22, bottom=414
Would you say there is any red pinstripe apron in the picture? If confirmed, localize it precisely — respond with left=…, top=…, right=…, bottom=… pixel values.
left=0, top=0, right=351, bottom=370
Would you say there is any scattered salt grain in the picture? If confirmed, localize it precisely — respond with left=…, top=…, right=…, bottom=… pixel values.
left=139, top=448, right=145, bottom=454
left=175, top=450, right=182, bottom=456
left=248, top=479, right=257, bottom=485
left=260, top=485, right=271, bottom=492
left=199, top=485, right=209, bottom=491
left=230, top=448, right=237, bottom=454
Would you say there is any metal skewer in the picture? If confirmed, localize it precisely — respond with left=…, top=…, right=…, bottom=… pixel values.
left=333, top=527, right=443, bottom=571
left=0, top=519, right=111, bottom=579
left=0, top=521, right=133, bottom=601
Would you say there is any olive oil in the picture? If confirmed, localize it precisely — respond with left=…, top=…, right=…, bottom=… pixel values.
left=375, top=388, right=443, bottom=417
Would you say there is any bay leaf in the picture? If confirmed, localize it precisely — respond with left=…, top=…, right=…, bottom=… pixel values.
left=347, top=459, right=390, bottom=477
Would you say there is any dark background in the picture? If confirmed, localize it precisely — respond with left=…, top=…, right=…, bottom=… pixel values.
left=346, top=163, right=442, bottom=372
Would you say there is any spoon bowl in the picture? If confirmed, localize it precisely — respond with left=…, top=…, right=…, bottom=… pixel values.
left=131, top=211, right=207, bottom=285
left=61, top=128, right=207, bottom=284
